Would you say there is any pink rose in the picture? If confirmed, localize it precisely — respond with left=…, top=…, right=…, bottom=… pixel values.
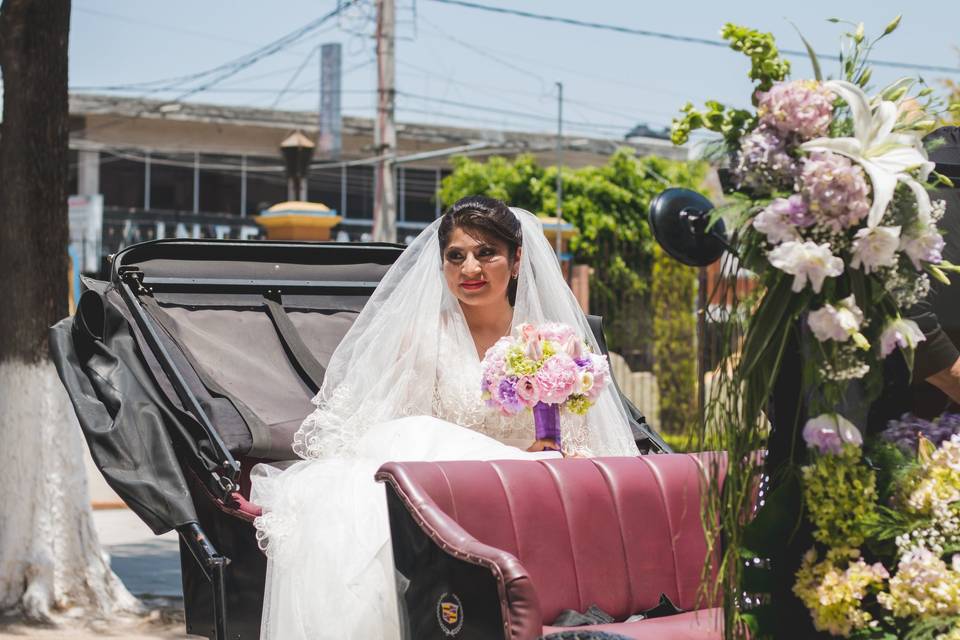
left=563, top=335, right=584, bottom=359
left=514, top=323, right=537, bottom=343
left=525, top=338, right=543, bottom=361
left=585, top=353, right=610, bottom=400
left=538, top=322, right=575, bottom=344
left=515, top=376, right=540, bottom=407
left=535, top=354, right=579, bottom=404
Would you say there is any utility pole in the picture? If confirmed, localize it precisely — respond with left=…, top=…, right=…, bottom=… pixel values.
left=373, top=0, right=397, bottom=243
left=554, top=81, right=564, bottom=258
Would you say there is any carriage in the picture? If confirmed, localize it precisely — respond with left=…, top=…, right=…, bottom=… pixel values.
left=51, top=237, right=721, bottom=639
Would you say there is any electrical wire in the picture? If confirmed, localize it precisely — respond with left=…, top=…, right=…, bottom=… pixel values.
left=428, top=0, right=960, bottom=75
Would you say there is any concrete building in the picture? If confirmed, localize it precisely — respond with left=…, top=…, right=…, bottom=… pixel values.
left=68, top=93, right=685, bottom=263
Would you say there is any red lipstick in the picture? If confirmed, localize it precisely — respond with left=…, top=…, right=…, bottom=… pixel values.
left=461, top=280, right=487, bottom=291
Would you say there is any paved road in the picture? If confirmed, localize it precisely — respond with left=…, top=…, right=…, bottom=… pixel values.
left=95, top=509, right=183, bottom=599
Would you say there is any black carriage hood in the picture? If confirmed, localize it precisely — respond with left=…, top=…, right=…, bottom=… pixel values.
left=50, top=282, right=198, bottom=534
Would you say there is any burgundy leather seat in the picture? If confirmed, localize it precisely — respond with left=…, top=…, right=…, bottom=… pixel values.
left=376, top=454, right=723, bottom=640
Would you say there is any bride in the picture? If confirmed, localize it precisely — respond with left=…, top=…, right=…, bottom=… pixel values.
left=250, top=196, right=638, bottom=639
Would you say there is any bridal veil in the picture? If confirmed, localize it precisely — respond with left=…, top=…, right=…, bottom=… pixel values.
left=292, top=207, right=638, bottom=459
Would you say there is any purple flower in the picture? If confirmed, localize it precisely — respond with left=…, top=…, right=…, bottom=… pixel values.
left=800, top=152, right=871, bottom=232
left=757, top=80, right=834, bottom=140
left=803, top=413, right=861, bottom=454
left=881, top=413, right=960, bottom=453
left=733, top=126, right=798, bottom=195
left=495, top=377, right=525, bottom=415
left=771, top=194, right=814, bottom=227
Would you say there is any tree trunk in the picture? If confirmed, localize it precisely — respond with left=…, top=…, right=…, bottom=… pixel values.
left=0, top=0, right=139, bottom=621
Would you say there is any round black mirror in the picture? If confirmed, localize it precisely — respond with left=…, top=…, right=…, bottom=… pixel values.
left=648, top=188, right=727, bottom=267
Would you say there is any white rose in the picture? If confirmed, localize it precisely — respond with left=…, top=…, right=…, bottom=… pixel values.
left=900, top=221, right=945, bottom=270
left=850, top=225, right=900, bottom=274
left=807, top=296, right=864, bottom=343
left=767, top=240, right=844, bottom=293
left=879, top=317, right=926, bottom=357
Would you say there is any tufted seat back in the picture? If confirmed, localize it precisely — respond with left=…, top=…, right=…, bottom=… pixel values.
left=378, top=454, right=721, bottom=626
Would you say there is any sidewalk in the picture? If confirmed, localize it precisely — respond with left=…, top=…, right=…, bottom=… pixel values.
left=0, top=509, right=191, bottom=639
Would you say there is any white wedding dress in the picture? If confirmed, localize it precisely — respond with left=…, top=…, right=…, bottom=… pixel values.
left=249, top=208, right=638, bottom=639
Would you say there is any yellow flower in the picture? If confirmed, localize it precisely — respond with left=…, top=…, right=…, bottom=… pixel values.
left=794, top=547, right=887, bottom=636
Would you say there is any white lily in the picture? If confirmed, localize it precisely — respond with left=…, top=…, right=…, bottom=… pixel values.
left=800, top=80, right=935, bottom=228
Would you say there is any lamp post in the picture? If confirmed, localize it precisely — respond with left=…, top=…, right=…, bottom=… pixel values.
left=280, top=130, right=315, bottom=201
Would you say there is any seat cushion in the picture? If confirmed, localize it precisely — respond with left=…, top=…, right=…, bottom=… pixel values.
left=541, top=608, right=723, bottom=640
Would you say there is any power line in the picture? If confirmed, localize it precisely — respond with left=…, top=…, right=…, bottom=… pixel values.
left=397, top=91, right=633, bottom=133
left=428, top=0, right=960, bottom=76
left=169, top=2, right=360, bottom=103
left=270, top=44, right=320, bottom=109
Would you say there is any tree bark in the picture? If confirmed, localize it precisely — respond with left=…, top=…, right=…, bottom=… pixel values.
left=0, top=0, right=70, bottom=363
left=0, top=0, right=139, bottom=622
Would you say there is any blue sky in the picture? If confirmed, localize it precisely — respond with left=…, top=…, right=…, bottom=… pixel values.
left=69, top=1, right=960, bottom=141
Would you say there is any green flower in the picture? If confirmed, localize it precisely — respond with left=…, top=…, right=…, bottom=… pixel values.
left=506, top=346, right=538, bottom=377
left=802, top=445, right=878, bottom=547
left=566, top=395, right=591, bottom=416
left=542, top=340, right=557, bottom=359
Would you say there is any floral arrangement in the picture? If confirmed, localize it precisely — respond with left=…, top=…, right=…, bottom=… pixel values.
left=669, top=17, right=960, bottom=640
left=480, top=322, right=610, bottom=417
left=793, top=423, right=960, bottom=638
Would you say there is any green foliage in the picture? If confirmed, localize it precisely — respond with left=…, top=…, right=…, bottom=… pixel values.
left=652, top=244, right=698, bottom=434
left=438, top=154, right=546, bottom=211
left=670, top=24, right=790, bottom=147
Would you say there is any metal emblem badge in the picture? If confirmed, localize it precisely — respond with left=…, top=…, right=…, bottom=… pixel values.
left=436, top=592, right=464, bottom=636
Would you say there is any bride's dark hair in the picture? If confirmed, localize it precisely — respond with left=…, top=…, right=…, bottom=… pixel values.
left=438, top=195, right=523, bottom=304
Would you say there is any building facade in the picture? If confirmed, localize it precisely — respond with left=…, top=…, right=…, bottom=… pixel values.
left=68, top=93, right=686, bottom=269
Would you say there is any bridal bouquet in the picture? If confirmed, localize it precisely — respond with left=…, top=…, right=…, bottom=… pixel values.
left=670, top=17, right=960, bottom=639
left=480, top=322, right=610, bottom=448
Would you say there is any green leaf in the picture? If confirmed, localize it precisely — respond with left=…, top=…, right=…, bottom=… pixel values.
left=739, top=276, right=796, bottom=376
left=742, top=472, right=803, bottom=557
left=738, top=604, right=777, bottom=637
left=789, top=21, right=822, bottom=81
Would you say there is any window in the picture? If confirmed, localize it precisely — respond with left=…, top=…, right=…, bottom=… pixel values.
left=99, top=153, right=145, bottom=209
left=199, top=154, right=242, bottom=215
left=307, top=167, right=342, bottom=213
left=149, top=152, right=194, bottom=212
left=401, top=167, right=443, bottom=223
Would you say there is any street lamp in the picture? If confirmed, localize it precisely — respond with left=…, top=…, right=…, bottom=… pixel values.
left=280, top=130, right=315, bottom=201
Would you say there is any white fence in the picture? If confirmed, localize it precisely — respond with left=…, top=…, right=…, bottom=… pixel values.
left=608, top=352, right=659, bottom=431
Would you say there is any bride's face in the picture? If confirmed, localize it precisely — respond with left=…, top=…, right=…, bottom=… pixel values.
left=442, top=226, right=519, bottom=308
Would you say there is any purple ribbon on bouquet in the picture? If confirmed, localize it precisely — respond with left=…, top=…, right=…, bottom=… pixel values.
left=533, top=401, right=561, bottom=450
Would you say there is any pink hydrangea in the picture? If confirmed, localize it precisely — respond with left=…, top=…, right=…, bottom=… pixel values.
left=757, top=80, right=834, bottom=140
left=535, top=354, right=579, bottom=404
left=801, top=152, right=871, bottom=232
left=733, top=126, right=797, bottom=194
